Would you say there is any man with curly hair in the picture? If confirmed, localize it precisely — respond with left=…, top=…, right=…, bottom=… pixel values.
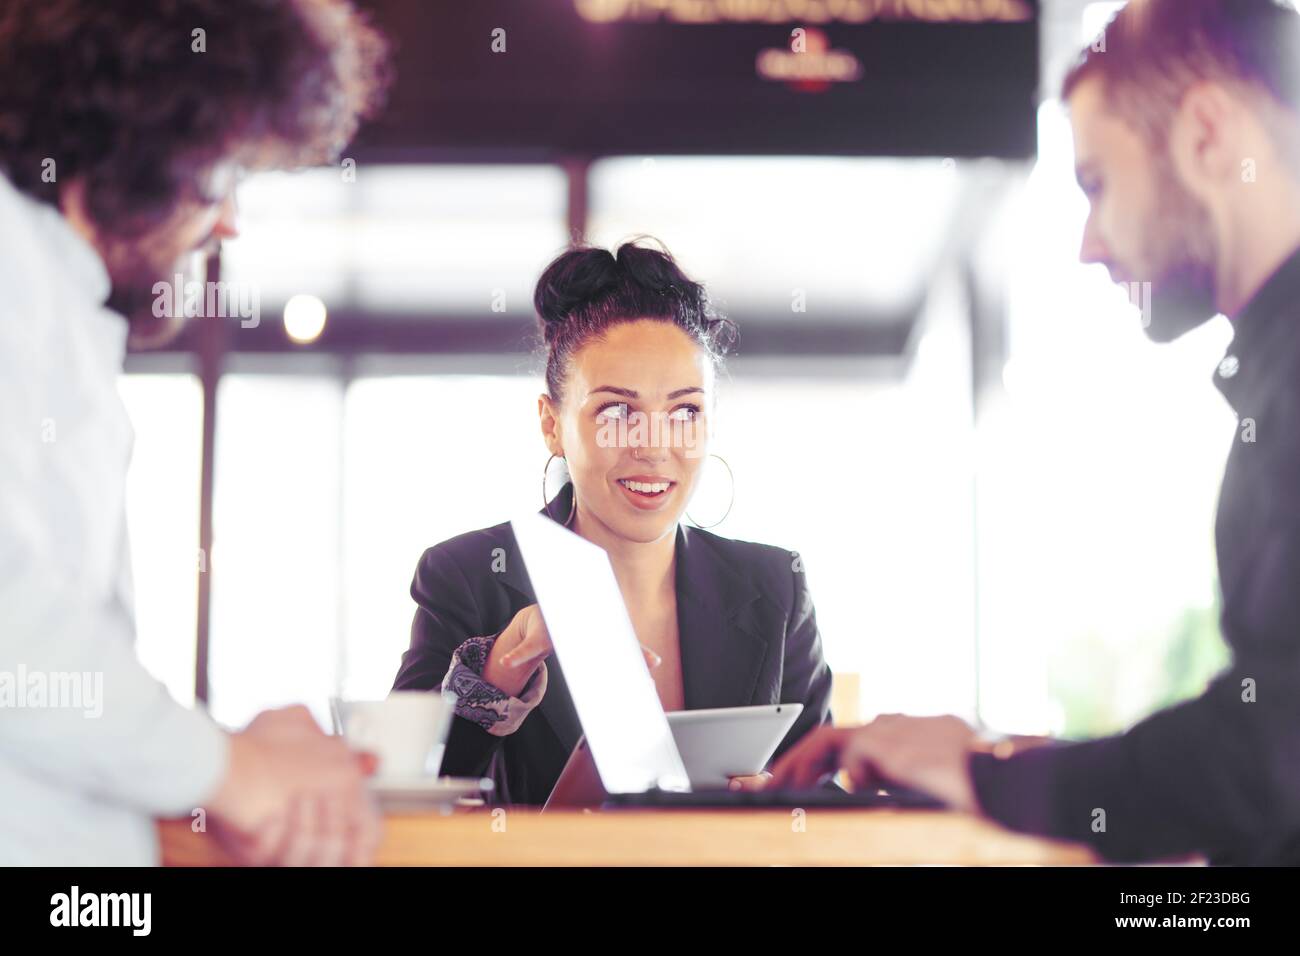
left=0, top=0, right=389, bottom=865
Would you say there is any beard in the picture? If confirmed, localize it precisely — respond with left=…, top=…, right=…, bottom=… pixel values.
left=103, top=241, right=209, bottom=349
left=1137, top=155, right=1221, bottom=343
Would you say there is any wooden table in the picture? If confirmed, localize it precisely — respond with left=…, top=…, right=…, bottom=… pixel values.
left=160, top=808, right=1098, bottom=866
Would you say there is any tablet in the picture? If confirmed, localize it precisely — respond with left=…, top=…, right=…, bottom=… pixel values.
left=542, top=703, right=806, bottom=809
left=666, top=703, right=804, bottom=788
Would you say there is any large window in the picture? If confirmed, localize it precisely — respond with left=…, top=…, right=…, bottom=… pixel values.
left=221, top=164, right=569, bottom=317
left=588, top=156, right=962, bottom=320
left=209, top=375, right=343, bottom=728
left=118, top=373, right=203, bottom=708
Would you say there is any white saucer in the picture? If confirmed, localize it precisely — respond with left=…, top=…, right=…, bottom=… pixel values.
left=367, top=775, right=493, bottom=812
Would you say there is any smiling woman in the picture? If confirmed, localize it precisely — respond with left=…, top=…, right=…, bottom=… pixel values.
left=529, top=242, right=733, bottom=551
left=391, top=240, right=835, bottom=805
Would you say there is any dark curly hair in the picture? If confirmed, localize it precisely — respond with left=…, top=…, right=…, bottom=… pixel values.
left=534, top=239, right=738, bottom=403
left=0, top=0, right=389, bottom=237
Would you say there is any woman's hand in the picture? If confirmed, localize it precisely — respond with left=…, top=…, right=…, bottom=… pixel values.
left=482, top=604, right=663, bottom=697
left=482, top=605, right=552, bottom=697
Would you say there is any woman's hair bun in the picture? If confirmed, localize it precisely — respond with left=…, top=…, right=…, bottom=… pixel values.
left=533, top=247, right=620, bottom=342
left=533, top=238, right=737, bottom=400
left=612, top=240, right=693, bottom=298
left=534, top=238, right=718, bottom=337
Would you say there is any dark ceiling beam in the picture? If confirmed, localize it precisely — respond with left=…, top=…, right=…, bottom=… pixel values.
left=145, top=308, right=920, bottom=360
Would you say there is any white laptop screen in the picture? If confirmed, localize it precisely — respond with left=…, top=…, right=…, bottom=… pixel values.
left=510, top=512, right=690, bottom=794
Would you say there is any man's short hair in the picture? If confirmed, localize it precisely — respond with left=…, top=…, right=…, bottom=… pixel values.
left=1063, top=0, right=1300, bottom=150
left=0, top=0, right=388, bottom=237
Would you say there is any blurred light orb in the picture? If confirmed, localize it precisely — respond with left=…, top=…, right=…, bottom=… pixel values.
left=284, top=294, right=327, bottom=344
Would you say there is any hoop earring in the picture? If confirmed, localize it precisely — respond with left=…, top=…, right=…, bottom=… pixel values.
left=685, top=453, right=735, bottom=530
left=541, top=453, right=577, bottom=527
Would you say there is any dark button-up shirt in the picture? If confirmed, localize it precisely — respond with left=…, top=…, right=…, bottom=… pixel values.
left=969, top=246, right=1300, bottom=864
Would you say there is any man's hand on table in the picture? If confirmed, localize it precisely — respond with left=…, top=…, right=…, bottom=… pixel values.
left=728, top=771, right=773, bottom=791
left=207, top=705, right=382, bottom=866
left=765, top=715, right=983, bottom=813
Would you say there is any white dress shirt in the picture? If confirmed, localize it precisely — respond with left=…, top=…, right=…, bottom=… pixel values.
left=0, top=172, right=229, bottom=865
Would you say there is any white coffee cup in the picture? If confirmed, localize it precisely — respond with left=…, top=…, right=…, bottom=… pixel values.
left=331, top=690, right=456, bottom=780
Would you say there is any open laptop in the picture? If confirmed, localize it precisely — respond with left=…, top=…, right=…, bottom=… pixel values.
left=510, top=511, right=944, bottom=810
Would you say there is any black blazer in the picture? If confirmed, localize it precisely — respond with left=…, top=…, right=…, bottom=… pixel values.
left=392, top=482, right=834, bottom=805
